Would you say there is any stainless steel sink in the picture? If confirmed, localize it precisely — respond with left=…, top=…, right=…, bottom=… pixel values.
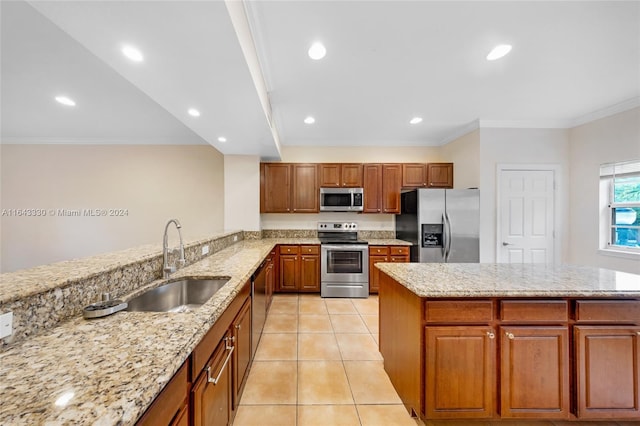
left=125, top=278, right=230, bottom=313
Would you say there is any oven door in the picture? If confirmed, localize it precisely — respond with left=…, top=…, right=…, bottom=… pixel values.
left=321, top=244, right=369, bottom=283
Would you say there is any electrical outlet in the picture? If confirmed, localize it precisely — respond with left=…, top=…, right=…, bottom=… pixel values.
left=233, top=235, right=238, bottom=242
left=0, top=312, right=13, bottom=339
left=202, top=245, right=209, bottom=255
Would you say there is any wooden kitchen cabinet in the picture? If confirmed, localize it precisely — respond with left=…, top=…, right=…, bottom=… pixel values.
left=192, top=331, right=234, bottom=426
left=291, top=164, right=318, bottom=212
left=260, top=163, right=291, bottom=213
left=260, top=163, right=318, bottom=213
left=575, top=326, right=640, bottom=419
left=382, top=164, right=402, bottom=213
left=426, top=163, right=453, bottom=188
left=369, top=246, right=409, bottom=294
left=424, top=326, right=496, bottom=419
left=363, top=164, right=383, bottom=213
left=500, top=326, right=570, bottom=419
left=319, top=163, right=363, bottom=187
left=277, top=245, right=320, bottom=292
left=402, top=163, right=428, bottom=188
left=232, top=299, right=252, bottom=410
left=137, top=360, right=189, bottom=426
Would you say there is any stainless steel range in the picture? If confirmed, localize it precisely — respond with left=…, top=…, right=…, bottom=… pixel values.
left=318, top=222, right=369, bottom=298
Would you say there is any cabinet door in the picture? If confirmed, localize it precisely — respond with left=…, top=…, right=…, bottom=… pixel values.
left=402, top=164, right=428, bottom=188
left=382, top=164, right=402, bottom=214
left=291, top=164, right=318, bottom=213
left=137, top=361, right=189, bottom=426
left=427, top=163, right=453, bottom=188
left=500, top=326, right=570, bottom=419
left=319, top=164, right=341, bottom=187
left=368, top=254, right=387, bottom=294
left=232, top=300, right=252, bottom=410
left=425, top=326, right=496, bottom=419
left=279, top=254, right=298, bottom=292
left=363, top=164, right=382, bottom=213
left=192, top=333, right=234, bottom=426
left=341, top=164, right=363, bottom=187
left=261, top=163, right=291, bottom=213
left=299, top=255, right=320, bottom=292
left=575, top=326, right=640, bottom=419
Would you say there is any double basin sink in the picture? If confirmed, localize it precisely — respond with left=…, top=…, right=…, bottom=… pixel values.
left=126, top=277, right=230, bottom=313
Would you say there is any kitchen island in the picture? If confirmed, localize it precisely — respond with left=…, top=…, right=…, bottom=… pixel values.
left=376, top=262, right=640, bottom=422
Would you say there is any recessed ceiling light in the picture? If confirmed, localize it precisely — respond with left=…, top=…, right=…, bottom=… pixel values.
left=304, top=116, right=316, bottom=124
left=122, top=45, right=144, bottom=62
left=308, top=42, right=326, bottom=60
left=217, top=136, right=227, bottom=143
left=55, top=96, right=76, bottom=107
left=409, top=117, right=423, bottom=125
left=188, top=108, right=200, bottom=117
left=486, top=44, right=512, bottom=61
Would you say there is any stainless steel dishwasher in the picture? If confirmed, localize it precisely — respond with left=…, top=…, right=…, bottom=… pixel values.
left=251, top=260, right=267, bottom=358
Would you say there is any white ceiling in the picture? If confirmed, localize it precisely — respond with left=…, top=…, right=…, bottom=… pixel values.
left=2, top=1, right=639, bottom=158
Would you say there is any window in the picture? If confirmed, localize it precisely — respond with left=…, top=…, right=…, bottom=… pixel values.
left=600, top=160, right=640, bottom=253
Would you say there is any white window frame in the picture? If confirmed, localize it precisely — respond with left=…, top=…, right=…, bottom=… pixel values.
left=600, top=160, right=640, bottom=257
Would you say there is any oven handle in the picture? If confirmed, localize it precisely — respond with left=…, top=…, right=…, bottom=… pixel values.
left=321, top=245, right=369, bottom=252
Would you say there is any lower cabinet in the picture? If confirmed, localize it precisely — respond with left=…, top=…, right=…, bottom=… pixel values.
left=424, top=326, right=496, bottom=419
left=369, top=246, right=409, bottom=294
left=137, top=360, right=190, bottom=426
left=232, top=299, right=252, bottom=410
left=575, top=325, right=640, bottom=419
left=277, top=245, right=320, bottom=293
left=500, top=326, right=570, bottom=419
left=192, top=331, right=234, bottom=426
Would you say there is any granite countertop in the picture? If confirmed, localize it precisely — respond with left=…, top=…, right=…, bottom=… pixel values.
left=0, top=239, right=281, bottom=426
left=376, top=262, right=640, bottom=298
left=365, top=238, right=412, bottom=246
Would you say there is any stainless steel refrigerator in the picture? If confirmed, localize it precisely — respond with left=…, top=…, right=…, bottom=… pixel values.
left=396, top=189, right=480, bottom=263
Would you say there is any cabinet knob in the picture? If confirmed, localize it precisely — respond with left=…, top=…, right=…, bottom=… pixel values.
left=506, top=332, right=515, bottom=340
left=235, top=324, right=241, bottom=330
left=487, top=331, right=495, bottom=339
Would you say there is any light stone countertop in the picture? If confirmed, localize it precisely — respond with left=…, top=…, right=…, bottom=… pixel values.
left=365, top=238, right=412, bottom=246
left=0, top=239, right=280, bottom=426
left=376, top=262, right=640, bottom=298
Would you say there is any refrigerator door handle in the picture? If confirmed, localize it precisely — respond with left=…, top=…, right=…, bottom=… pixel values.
left=441, top=213, right=447, bottom=259
left=444, top=211, right=453, bottom=262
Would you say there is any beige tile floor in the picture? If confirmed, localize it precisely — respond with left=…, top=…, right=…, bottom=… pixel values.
left=234, top=294, right=417, bottom=426
left=234, top=294, right=637, bottom=426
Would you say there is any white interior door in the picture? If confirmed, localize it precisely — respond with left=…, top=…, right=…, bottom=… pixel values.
left=498, top=169, right=555, bottom=263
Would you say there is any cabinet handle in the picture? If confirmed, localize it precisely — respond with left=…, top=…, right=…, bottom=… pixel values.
left=505, top=332, right=515, bottom=340
left=206, top=337, right=235, bottom=385
left=235, top=324, right=241, bottom=330
left=487, top=331, right=495, bottom=339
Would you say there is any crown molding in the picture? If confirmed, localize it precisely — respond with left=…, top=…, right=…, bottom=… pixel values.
left=438, top=120, right=480, bottom=145
left=570, top=97, right=640, bottom=128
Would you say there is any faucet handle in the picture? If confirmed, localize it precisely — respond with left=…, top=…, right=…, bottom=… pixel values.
left=164, top=265, right=177, bottom=274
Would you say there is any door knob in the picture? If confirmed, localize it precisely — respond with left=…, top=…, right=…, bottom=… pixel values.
left=502, top=242, right=513, bottom=246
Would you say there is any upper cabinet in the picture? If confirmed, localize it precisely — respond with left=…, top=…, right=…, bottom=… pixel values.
left=261, top=162, right=453, bottom=214
left=319, top=163, right=363, bottom=187
left=427, top=163, right=453, bottom=188
left=402, top=163, right=428, bottom=188
left=260, top=163, right=318, bottom=213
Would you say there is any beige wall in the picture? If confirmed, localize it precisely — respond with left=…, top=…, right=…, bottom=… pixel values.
left=439, top=129, right=480, bottom=189
left=224, top=155, right=260, bottom=232
left=568, top=107, right=640, bottom=274
left=478, top=128, right=571, bottom=263
left=280, top=145, right=443, bottom=163
left=0, top=144, right=224, bottom=272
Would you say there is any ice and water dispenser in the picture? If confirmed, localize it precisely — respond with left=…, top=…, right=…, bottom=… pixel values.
left=421, top=224, right=443, bottom=248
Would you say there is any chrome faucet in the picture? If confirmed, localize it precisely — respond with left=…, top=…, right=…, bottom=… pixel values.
left=163, top=219, right=186, bottom=278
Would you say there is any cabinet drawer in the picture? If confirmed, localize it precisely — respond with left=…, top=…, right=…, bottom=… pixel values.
left=390, top=246, right=409, bottom=255
left=501, top=300, right=568, bottom=323
left=369, top=246, right=389, bottom=255
left=425, top=300, right=494, bottom=323
left=300, top=245, right=319, bottom=255
left=279, top=245, right=300, bottom=255
left=576, top=300, right=640, bottom=323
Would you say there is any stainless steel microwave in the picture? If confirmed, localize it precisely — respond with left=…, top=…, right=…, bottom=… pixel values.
left=319, top=188, right=364, bottom=212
